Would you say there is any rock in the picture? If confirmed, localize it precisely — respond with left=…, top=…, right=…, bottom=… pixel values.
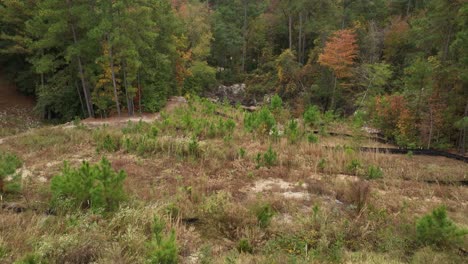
left=170, top=96, right=187, bottom=103
left=214, top=83, right=251, bottom=105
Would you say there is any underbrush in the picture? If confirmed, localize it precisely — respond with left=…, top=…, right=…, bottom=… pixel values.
left=0, top=96, right=466, bottom=263
left=0, top=151, right=22, bottom=194
left=50, top=158, right=127, bottom=213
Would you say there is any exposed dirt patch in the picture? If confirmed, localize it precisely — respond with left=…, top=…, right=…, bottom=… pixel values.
left=248, top=178, right=310, bottom=200
left=80, top=96, right=187, bottom=127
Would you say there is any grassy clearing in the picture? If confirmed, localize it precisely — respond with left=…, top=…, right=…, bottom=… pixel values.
left=0, top=97, right=466, bottom=263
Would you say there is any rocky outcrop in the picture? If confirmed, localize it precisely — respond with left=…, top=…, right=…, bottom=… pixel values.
left=212, top=83, right=257, bottom=106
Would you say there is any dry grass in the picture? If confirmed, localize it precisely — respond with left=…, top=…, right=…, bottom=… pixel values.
left=0, top=98, right=466, bottom=263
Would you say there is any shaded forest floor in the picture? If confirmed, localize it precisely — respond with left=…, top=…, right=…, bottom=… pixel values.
left=0, top=72, right=40, bottom=137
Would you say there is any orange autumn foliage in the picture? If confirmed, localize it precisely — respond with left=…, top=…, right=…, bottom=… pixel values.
left=318, top=29, right=359, bottom=78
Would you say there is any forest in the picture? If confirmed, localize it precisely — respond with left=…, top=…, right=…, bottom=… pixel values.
left=1, top=0, right=467, bottom=151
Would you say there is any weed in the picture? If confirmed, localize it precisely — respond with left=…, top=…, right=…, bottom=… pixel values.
left=406, top=150, right=414, bottom=159
left=307, top=133, right=318, bottom=143
left=50, top=158, right=127, bottom=213
left=188, top=137, right=200, bottom=157
left=224, top=119, right=236, bottom=135
left=317, top=158, right=326, bottom=172
left=237, top=239, right=253, bottom=253
left=199, top=244, right=213, bottom=264
left=416, top=206, right=467, bottom=249
left=150, top=126, right=159, bottom=137
left=238, top=148, right=246, bottom=159
left=122, top=120, right=147, bottom=134
left=346, top=159, right=362, bottom=175
left=367, top=165, right=383, bottom=180
left=95, top=133, right=120, bottom=153
left=255, top=204, right=275, bottom=228
left=165, top=203, right=180, bottom=219
left=14, top=253, right=44, bottom=264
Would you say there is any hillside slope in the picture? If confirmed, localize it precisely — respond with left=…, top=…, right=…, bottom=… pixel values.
left=0, top=97, right=466, bottom=263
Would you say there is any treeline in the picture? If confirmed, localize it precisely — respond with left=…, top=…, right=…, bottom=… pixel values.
left=0, top=0, right=467, bottom=151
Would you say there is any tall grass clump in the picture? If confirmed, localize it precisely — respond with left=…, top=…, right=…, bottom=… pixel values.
left=50, top=158, right=127, bottom=213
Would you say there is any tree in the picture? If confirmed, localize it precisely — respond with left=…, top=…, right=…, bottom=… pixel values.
left=357, top=62, right=392, bottom=107
left=318, top=29, right=359, bottom=110
left=276, top=49, right=300, bottom=98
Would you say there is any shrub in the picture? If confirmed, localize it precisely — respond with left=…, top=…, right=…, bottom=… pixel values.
left=96, top=134, right=120, bottom=153
left=286, top=119, right=300, bottom=144
left=50, top=158, right=127, bottom=213
left=416, top=206, right=467, bottom=249
left=317, top=158, right=326, bottom=171
left=0, top=152, right=22, bottom=193
left=224, top=119, right=236, bottom=135
left=148, top=216, right=178, bottom=264
left=264, top=146, right=278, bottom=167
left=367, top=165, right=383, bottom=180
left=237, top=239, right=253, bottom=254
left=244, top=108, right=276, bottom=135
left=238, top=148, right=246, bottom=159
left=346, top=159, right=362, bottom=175
left=255, top=204, right=275, bottom=228
left=406, top=150, right=414, bottom=159
left=307, top=133, right=319, bottom=143
left=0, top=152, right=22, bottom=177
left=188, top=137, right=200, bottom=157
left=303, top=105, right=321, bottom=127
left=270, top=94, right=283, bottom=111
left=256, top=146, right=278, bottom=168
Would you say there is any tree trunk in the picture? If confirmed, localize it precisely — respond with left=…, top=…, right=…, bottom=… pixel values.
left=288, top=14, right=292, bottom=50
left=108, top=37, right=121, bottom=117
left=441, top=24, right=453, bottom=63
left=342, top=0, right=346, bottom=29
left=302, top=15, right=307, bottom=64
left=241, top=0, right=247, bottom=72
left=459, top=101, right=468, bottom=155
left=66, top=0, right=94, bottom=118
left=122, top=62, right=134, bottom=116
left=406, top=0, right=411, bottom=16
left=331, top=74, right=337, bottom=111
left=137, top=70, right=142, bottom=115
left=427, top=108, right=433, bottom=149
left=298, top=12, right=303, bottom=63
left=75, top=81, right=86, bottom=117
